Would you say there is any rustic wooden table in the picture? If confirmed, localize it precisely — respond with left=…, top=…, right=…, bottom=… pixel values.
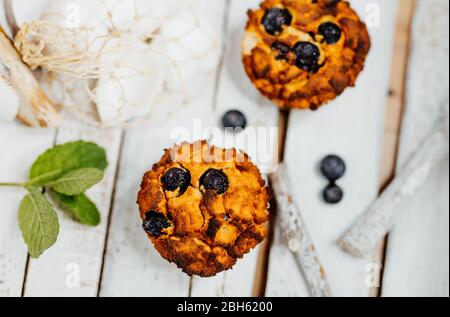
left=0, top=0, right=448, bottom=297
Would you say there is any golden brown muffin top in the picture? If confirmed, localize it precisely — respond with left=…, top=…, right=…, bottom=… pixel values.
left=242, top=0, right=371, bottom=110
left=137, top=141, right=270, bottom=277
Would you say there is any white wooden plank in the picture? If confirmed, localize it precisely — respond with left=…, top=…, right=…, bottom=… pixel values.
left=0, top=0, right=55, bottom=297
left=382, top=0, right=449, bottom=297
left=0, top=124, right=55, bottom=297
left=99, top=0, right=227, bottom=297
left=265, top=0, right=399, bottom=297
left=190, top=0, right=279, bottom=297
left=23, top=122, right=122, bottom=297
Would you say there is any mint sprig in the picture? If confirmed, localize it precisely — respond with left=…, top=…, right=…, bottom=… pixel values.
left=0, top=141, right=108, bottom=258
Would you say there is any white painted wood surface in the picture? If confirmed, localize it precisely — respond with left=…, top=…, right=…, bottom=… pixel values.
left=0, top=0, right=448, bottom=298
left=265, top=0, right=399, bottom=297
left=0, top=124, right=54, bottom=297
left=381, top=0, right=449, bottom=297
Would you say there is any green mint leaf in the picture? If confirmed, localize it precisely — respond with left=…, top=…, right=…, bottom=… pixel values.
left=51, top=168, right=104, bottom=196
left=18, top=188, right=60, bottom=259
left=53, top=192, right=101, bottom=226
left=29, top=141, right=108, bottom=184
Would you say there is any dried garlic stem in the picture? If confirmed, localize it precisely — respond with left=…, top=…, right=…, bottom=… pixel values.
left=340, top=106, right=449, bottom=258
left=3, top=0, right=19, bottom=37
left=270, top=164, right=333, bottom=297
left=0, top=26, right=59, bottom=127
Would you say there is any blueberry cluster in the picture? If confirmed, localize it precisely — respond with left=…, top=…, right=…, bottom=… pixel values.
left=261, top=7, right=342, bottom=73
left=320, top=155, right=346, bottom=204
left=143, top=167, right=231, bottom=237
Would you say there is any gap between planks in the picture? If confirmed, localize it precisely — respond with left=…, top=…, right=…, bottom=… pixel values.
left=374, top=0, right=416, bottom=298
left=212, top=0, right=231, bottom=113
left=251, top=109, right=291, bottom=296
left=96, top=131, right=125, bottom=296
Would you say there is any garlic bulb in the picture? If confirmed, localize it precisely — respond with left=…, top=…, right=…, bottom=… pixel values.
left=0, top=76, right=20, bottom=122
left=42, top=0, right=107, bottom=30
left=12, top=0, right=220, bottom=127
left=150, top=8, right=221, bottom=103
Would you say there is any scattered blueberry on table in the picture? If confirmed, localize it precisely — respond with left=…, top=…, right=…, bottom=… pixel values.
left=320, top=155, right=346, bottom=182
left=322, top=183, right=344, bottom=205
left=320, top=155, right=346, bottom=205
left=222, top=110, right=247, bottom=131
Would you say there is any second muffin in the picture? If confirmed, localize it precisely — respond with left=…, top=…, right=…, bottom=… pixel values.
left=242, top=0, right=371, bottom=110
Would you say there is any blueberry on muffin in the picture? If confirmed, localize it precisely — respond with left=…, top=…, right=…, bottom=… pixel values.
left=242, top=0, right=371, bottom=110
left=137, top=141, right=270, bottom=277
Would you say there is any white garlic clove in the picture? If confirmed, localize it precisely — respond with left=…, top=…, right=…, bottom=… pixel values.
left=0, top=76, right=20, bottom=122
left=42, top=0, right=107, bottom=28
left=150, top=8, right=221, bottom=103
left=104, top=0, right=170, bottom=39
left=43, top=0, right=170, bottom=41
left=41, top=0, right=110, bottom=52
left=94, top=38, right=164, bottom=126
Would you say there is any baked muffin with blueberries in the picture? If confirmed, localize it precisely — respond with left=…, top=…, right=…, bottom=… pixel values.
left=137, top=141, right=270, bottom=277
left=242, top=0, right=371, bottom=110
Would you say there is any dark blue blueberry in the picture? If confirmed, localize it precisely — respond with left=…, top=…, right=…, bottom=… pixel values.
left=323, top=184, right=344, bottom=204
left=293, top=42, right=321, bottom=72
left=162, top=168, right=191, bottom=194
left=200, top=169, right=229, bottom=194
left=143, top=211, right=170, bottom=237
left=262, top=8, right=292, bottom=35
left=318, top=22, right=342, bottom=44
left=272, top=41, right=292, bottom=60
left=222, top=110, right=247, bottom=131
left=320, top=155, right=346, bottom=181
